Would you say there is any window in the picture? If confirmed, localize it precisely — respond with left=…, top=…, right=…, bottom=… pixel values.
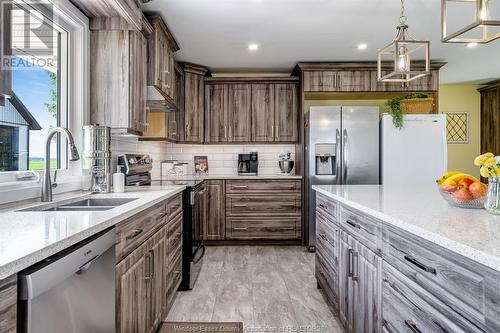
left=0, top=1, right=67, bottom=172
left=0, top=0, right=88, bottom=182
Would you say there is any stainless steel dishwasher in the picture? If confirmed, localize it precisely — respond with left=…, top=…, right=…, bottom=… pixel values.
left=18, top=228, right=116, bottom=333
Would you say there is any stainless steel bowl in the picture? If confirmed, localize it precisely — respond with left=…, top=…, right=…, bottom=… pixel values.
left=279, top=160, right=295, bottom=174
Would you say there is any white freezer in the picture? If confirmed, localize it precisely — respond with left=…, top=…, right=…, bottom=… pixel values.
left=381, top=114, right=447, bottom=185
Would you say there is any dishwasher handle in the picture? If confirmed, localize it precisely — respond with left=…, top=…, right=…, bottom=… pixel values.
left=18, top=228, right=115, bottom=300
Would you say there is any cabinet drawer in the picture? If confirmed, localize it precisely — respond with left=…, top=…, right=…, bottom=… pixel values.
left=226, top=217, right=300, bottom=239
left=316, top=211, right=339, bottom=269
left=226, top=180, right=301, bottom=193
left=226, top=194, right=301, bottom=216
left=382, top=262, right=482, bottom=333
left=168, top=214, right=183, bottom=257
left=167, top=193, right=182, bottom=221
left=316, top=193, right=338, bottom=223
left=315, top=252, right=339, bottom=312
left=340, top=205, right=380, bottom=252
left=116, top=201, right=167, bottom=262
left=383, top=226, right=500, bottom=332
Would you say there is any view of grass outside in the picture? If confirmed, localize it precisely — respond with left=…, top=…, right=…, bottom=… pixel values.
left=29, top=158, right=57, bottom=170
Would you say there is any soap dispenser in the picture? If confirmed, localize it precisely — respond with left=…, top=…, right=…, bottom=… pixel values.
left=113, top=165, right=125, bottom=193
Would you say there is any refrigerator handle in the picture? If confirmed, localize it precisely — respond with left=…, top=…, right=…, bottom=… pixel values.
left=343, top=129, right=348, bottom=184
left=336, top=129, right=341, bottom=185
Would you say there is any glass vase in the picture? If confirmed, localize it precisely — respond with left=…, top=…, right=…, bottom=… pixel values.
left=485, top=177, right=500, bottom=215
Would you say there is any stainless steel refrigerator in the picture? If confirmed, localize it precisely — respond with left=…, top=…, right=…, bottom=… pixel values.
left=305, top=106, right=380, bottom=250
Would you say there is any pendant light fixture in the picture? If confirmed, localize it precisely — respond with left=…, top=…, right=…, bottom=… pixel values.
left=377, top=0, right=430, bottom=82
left=442, top=0, right=500, bottom=43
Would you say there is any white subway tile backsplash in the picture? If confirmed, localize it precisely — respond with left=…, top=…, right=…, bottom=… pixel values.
left=109, top=137, right=296, bottom=177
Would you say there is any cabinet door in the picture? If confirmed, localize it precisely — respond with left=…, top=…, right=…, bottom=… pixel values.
left=251, top=84, right=274, bottom=142
left=154, top=28, right=165, bottom=89
left=338, top=231, right=352, bottom=331
left=406, top=70, right=439, bottom=91
left=303, top=71, right=336, bottom=92
left=227, top=84, right=252, bottom=142
left=150, top=227, right=168, bottom=332
left=116, top=242, right=152, bottom=333
left=351, top=238, right=382, bottom=333
left=184, top=72, right=205, bottom=142
left=204, top=180, right=225, bottom=240
left=205, top=84, right=228, bottom=143
left=370, top=71, right=407, bottom=92
left=336, top=71, right=371, bottom=92
left=129, top=30, right=148, bottom=133
left=273, top=83, right=298, bottom=142
left=0, top=275, right=16, bottom=333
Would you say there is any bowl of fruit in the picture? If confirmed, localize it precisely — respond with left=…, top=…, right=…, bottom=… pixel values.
left=437, top=171, right=487, bottom=209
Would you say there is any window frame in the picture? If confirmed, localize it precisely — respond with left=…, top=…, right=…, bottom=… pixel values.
left=0, top=0, right=89, bottom=201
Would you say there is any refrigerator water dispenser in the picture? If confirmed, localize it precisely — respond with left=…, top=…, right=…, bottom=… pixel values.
left=315, top=143, right=336, bottom=175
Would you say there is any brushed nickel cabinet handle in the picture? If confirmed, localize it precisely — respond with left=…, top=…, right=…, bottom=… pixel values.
left=224, top=125, right=227, bottom=138
left=345, top=219, right=360, bottom=229
left=280, top=227, right=294, bottom=231
left=233, top=204, right=248, bottom=207
left=319, top=233, right=327, bottom=241
left=271, top=125, right=274, bottom=139
left=233, top=185, right=248, bottom=189
left=233, top=227, right=247, bottom=231
left=404, top=320, right=422, bottom=333
left=276, top=125, right=279, bottom=139
left=318, top=203, right=327, bottom=209
left=348, top=249, right=354, bottom=278
left=126, top=229, right=143, bottom=240
left=352, top=251, right=359, bottom=281
left=404, top=256, right=437, bottom=275
left=144, top=251, right=153, bottom=280
left=229, top=125, right=232, bottom=138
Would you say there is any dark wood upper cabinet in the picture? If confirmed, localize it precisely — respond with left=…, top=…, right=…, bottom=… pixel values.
left=297, top=62, right=444, bottom=93
left=273, top=83, right=298, bottom=142
left=183, top=65, right=209, bottom=143
left=146, top=15, right=179, bottom=103
left=90, top=28, right=148, bottom=135
left=227, top=84, right=252, bottom=142
left=205, top=84, right=228, bottom=143
left=251, top=84, right=274, bottom=142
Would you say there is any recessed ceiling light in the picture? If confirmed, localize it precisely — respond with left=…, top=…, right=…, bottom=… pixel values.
left=357, top=43, right=368, bottom=50
left=248, top=43, right=259, bottom=51
left=466, top=42, right=478, bottom=48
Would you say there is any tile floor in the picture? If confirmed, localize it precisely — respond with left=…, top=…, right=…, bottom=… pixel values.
left=166, top=246, right=343, bottom=333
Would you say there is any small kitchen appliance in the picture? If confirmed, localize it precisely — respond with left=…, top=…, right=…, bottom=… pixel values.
left=238, top=152, right=258, bottom=176
left=278, top=152, right=295, bottom=175
left=117, top=154, right=153, bottom=186
left=82, top=125, right=111, bottom=193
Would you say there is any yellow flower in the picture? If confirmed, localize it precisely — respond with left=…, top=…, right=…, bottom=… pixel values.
left=480, top=166, right=491, bottom=178
left=474, top=152, right=494, bottom=166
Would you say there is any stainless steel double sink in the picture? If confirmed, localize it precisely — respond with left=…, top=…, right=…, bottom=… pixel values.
left=19, top=198, right=138, bottom=212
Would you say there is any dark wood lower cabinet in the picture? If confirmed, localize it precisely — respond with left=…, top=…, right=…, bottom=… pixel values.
left=316, top=195, right=500, bottom=333
left=116, top=195, right=183, bottom=333
left=0, top=275, right=16, bottom=333
left=203, top=180, right=226, bottom=240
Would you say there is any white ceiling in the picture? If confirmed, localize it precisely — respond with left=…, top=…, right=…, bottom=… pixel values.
left=143, top=0, right=500, bottom=84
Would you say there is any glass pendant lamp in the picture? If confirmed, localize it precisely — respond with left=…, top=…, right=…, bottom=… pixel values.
left=377, top=0, right=430, bottom=82
left=442, top=0, right=500, bottom=43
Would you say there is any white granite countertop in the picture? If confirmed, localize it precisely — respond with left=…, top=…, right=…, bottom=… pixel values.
left=0, top=185, right=185, bottom=280
left=313, top=185, right=500, bottom=272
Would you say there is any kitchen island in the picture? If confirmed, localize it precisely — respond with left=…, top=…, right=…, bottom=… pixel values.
left=313, top=185, right=500, bottom=333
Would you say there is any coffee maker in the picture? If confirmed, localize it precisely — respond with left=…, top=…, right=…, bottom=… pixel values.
left=238, top=152, right=258, bottom=175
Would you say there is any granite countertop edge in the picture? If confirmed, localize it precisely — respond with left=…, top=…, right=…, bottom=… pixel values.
left=0, top=186, right=185, bottom=280
left=313, top=185, right=500, bottom=272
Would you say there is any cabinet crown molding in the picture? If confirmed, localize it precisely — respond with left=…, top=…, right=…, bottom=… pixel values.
left=146, top=14, right=180, bottom=51
left=294, top=61, right=447, bottom=72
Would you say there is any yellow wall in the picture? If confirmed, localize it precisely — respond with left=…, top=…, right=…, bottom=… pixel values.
left=438, top=84, right=481, bottom=178
left=304, top=85, right=482, bottom=178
